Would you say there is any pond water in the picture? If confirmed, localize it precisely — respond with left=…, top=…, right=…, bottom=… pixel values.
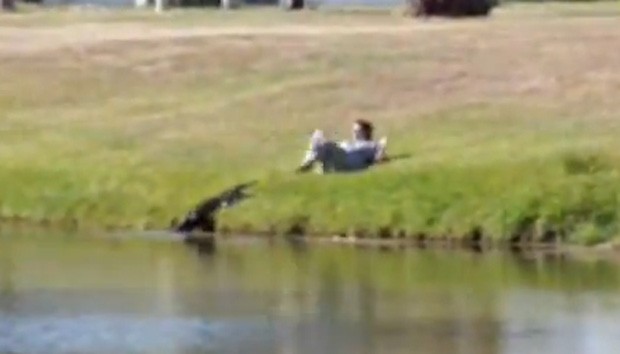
left=1, top=233, right=620, bottom=354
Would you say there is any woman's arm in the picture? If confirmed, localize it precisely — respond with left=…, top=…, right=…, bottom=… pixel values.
left=375, top=137, right=388, bottom=162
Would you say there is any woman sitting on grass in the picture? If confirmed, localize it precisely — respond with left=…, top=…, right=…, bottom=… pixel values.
left=296, top=119, right=388, bottom=174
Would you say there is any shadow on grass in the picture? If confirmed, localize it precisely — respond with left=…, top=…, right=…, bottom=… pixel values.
left=375, top=153, right=412, bottom=167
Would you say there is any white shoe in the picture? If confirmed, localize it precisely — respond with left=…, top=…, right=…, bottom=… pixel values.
left=309, top=129, right=325, bottom=149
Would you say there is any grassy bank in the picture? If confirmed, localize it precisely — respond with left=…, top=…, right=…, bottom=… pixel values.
left=1, top=3, right=620, bottom=244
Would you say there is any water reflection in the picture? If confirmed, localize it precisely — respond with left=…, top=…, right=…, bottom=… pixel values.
left=185, top=236, right=218, bottom=258
left=0, top=237, right=16, bottom=314
left=1, top=234, right=620, bottom=354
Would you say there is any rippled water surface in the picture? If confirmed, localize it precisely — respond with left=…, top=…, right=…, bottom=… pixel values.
left=1, top=233, right=620, bottom=354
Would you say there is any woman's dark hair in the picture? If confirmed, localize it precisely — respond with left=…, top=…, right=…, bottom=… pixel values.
left=355, top=119, right=374, bottom=141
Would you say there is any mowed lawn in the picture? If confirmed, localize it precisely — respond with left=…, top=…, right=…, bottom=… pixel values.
left=1, top=2, right=620, bottom=243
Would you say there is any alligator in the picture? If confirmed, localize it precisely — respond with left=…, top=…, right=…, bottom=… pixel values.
left=173, top=181, right=256, bottom=235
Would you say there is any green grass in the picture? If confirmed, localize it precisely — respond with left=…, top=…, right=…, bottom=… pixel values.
left=1, top=2, right=620, bottom=244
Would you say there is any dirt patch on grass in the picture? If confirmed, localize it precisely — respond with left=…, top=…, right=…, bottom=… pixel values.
left=0, top=21, right=469, bottom=55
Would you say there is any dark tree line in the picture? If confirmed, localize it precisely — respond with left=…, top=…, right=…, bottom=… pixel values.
left=2, top=0, right=15, bottom=11
left=407, top=0, right=498, bottom=17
